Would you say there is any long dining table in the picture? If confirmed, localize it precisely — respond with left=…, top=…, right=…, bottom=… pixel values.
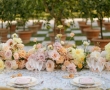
left=0, top=69, right=110, bottom=90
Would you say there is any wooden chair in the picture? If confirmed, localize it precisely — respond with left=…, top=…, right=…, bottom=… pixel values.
left=0, top=87, right=19, bottom=90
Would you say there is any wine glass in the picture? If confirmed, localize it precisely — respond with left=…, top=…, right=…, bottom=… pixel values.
left=87, top=59, right=97, bottom=75
left=37, top=61, right=43, bottom=81
left=97, top=62, right=105, bottom=78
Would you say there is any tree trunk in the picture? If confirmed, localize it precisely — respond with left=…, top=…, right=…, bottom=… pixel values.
left=100, top=19, right=103, bottom=39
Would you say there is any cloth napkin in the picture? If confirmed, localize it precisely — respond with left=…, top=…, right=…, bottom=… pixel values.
left=79, top=77, right=94, bottom=85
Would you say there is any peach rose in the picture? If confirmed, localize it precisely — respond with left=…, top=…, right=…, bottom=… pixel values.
left=61, top=65, right=66, bottom=71
left=18, top=50, right=26, bottom=58
left=58, top=47, right=67, bottom=55
left=92, top=46, right=101, bottom=52
left=46, top=60, right=54, bottom=72
left=17, top=60, right=26, bottom=69
left=56, top=56, right=64, bottom=64
left=17, top=44, right=24, bottom=49
left=13, top=52, right=19, bottom=60
left=64, top=61, right=71, bottom=66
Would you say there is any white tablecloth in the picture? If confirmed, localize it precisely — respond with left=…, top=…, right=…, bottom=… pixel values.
left=0, top=69, right=110, bottom=90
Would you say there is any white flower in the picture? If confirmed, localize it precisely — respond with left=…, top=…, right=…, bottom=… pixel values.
left=56, top=34, right=62, bottom=38
left=33, top=38, right=37, bottom=42
left=57, top=25, right=63, bottom=29
left=48, top=45, right=53, bottom=50
left=12, top=33, right=18, bottom=38
left=13, top=38, right=22, bottom=44
left=83, top=41, right=89, bottom=46
left=61, top=41, right=65, bottom=45
left=101, top=51, right=107, bottom=58
left=90, top=51, right=101, bottom=59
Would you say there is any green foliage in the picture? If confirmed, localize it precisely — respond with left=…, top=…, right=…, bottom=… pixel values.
left=42, top=0, right=76, bottom=26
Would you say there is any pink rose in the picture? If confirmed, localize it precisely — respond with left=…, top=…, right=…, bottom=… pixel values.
left=4, top=50, right=12, bottom=60
left=45, top=51, right=49, bottom=59
left=26, top=62, right=34, bottom=71
left=5, top=60, right=17, bottom=69
left=67, top=63, right=77, bottom=73
left=53, top=42, right=62, bottom=50
left=46, top=60, right=54, bottom=72
left=13, top=52, right=19, bottom=60
left=48, top=49, right=60, bottom=61
left=28, top=54, right=36, bottom=61
left=6, top=39, right=13, bottom=46
left=37, top=53, right=45, bottom=62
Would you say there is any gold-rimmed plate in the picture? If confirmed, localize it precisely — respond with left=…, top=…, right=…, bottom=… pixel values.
left=70, top=76, right=104, bottom=88
left=7, top=76, right=37, bottom=88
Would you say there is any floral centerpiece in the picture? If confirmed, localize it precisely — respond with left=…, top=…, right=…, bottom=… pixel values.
left=0, top=33, right=27, bottom=69
left=26, top=33, right=90, bottom=73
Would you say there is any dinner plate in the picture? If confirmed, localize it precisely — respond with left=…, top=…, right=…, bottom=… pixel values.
left=7, top=76, right=37, bottom=88
left=70, top=76, right=104, bottom=88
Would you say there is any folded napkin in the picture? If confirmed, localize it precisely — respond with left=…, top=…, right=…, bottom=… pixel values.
left=15, top=77, right=31, bottom=85
left=79, top=77, right=94, bottom=85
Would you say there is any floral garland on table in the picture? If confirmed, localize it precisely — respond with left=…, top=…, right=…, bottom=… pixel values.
left=26, top=32, right=90, bottom=74
left=2, top=33, right=110, bottom=73
left=0, top=33, right=27, bottom=70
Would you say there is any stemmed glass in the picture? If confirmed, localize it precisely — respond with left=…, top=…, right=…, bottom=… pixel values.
left=87, top=59, right=97, bottom=75
left=97, top=62, right=105, bottom=78
left=37, top=61, right=43, bottom=81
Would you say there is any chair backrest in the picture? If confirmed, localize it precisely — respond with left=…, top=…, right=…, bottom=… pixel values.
left=0, top=87, right=19, bottom=90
